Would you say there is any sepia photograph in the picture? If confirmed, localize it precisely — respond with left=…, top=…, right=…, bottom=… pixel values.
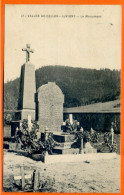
left=3, top=4, right=121, bottom=193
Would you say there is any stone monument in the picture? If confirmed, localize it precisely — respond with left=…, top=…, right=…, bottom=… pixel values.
left=35, top=82, right=80, bottom=154
left=36, top=82, right=64, bottom=132
left=16, top=44, right=36, bottom=120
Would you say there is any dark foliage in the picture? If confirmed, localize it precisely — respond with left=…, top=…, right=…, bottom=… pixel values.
left=4, top=78, right=20, bottom=110
left=72, top=113, right=120, bottom=133
left=75, top=130, right=99, bottom=147
left=3, top=112, right=15, bottom=125
left=4, top=66, right=120, bottom=110
left=74, top=130, right=117, bottom=153
left=99, top=132, right=117, bottom=152
left=64, top=119, right=80, bottom=132
left=16, top=120, right=55, bottom=154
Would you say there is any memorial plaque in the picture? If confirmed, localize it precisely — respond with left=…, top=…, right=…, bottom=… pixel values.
left=36, top=82, right=64, bottom=132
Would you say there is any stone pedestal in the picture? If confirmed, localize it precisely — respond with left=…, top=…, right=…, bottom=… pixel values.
left=52, top=133, right=80, bottom=155
left=16, top=62, right=36, bottom=120
left=53, top=133, right=76, bottom=142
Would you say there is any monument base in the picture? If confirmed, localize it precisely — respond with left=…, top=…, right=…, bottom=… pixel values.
left=52, top=133, right=78, bottom=155
left=53, top=133, right=76, bottom=143
left=52, top=133, right=97, bottom=155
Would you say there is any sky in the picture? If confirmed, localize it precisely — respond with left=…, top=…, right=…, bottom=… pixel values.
left=4, top=5, right=122, bottom=83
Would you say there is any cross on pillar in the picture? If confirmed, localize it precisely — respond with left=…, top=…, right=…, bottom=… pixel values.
left=22, top=44, right=34, bottom=62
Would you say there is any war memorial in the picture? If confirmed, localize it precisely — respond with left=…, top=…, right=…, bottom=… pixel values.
left=3, top=44, right=119, bottom=165
left=2, top=44, right=121, bottom=193
left=2, top=4, right=121, bottom=192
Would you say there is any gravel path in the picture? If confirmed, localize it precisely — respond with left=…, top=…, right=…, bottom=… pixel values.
left=3, top=150, right=120, bottom=192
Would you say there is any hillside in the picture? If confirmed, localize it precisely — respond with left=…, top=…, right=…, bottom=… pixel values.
left=4, top=66, right=120, bottom=110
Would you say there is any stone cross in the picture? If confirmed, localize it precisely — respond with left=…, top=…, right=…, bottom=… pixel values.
left=22, top=44, right=34, bottom=62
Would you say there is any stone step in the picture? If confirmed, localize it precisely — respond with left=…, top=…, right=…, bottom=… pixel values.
left=52, top=148, right=79, bottom=155
left=53, top=133, right=76, bottom=143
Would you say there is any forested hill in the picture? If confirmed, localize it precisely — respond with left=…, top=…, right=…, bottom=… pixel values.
left=4, top=66, right=120, bottom=110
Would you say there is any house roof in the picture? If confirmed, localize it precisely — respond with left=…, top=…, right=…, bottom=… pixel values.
left=63, top=99, right=120, bottom=114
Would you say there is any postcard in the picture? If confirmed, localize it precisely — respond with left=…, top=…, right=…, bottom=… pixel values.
left=1, top=2, right=124, bottom=194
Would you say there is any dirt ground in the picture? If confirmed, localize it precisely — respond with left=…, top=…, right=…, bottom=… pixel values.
left=3, top=150, right=120, bottom=193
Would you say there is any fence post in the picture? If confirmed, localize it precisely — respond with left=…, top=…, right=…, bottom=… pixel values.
left=80, top=137, right=84, bottom=154
left=79, top=127, right=84, bottom=154
left=20, top=166, right=25, bottom=190
left=33, top=170, right=40, bottom=192
left=111, top=127, right=114, bottom=145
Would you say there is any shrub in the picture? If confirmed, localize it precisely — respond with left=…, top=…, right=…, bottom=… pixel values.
left=16, top=120, right=56, bottom=154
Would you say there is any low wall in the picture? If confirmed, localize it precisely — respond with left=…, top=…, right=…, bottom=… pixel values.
left=43, top=153, right=117, bottom=164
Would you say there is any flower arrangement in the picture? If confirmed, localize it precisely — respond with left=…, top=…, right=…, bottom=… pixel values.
left=103, top=132, right=117, bottom=152
left=15, top=120, right=56, bottom=155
